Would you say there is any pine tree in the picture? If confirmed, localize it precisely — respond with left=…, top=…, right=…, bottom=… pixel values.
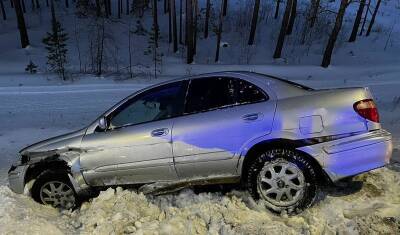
left=43, top=18, right=69, bottom=80
left=25, top=60, right=38, bottom=73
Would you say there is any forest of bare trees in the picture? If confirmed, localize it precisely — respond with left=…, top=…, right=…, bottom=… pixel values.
left=0, top=0, right=387, bottom=78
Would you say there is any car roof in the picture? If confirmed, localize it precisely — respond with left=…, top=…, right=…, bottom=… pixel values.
left=182, top=71, right=313, bottom=98
left=143, top=71, right=312, bottom=100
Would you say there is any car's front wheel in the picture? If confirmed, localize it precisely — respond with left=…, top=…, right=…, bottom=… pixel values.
left=246, top=149, right=319, bottom=215
left=31, top=170, right=77, bottom=210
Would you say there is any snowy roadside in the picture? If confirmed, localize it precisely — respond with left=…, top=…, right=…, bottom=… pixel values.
left=0, top=73, right=399, bottom=234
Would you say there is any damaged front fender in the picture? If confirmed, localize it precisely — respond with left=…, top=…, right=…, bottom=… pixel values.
left=14, top=146, right=94, bottom=196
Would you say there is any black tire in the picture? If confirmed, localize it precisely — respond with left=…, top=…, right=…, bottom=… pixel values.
left=246, top=149, right=319, bottom=215
left=31, top=170, right=78, bottom=210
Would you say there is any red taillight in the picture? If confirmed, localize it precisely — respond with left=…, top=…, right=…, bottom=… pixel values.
left=353, top=99, right=380, bottom=123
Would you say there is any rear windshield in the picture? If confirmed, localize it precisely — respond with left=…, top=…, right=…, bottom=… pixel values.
left=255, top=73, right=314, bottom=91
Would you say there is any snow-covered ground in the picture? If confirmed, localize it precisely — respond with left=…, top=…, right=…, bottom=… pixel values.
left=0, top=65, right=399, bottom=234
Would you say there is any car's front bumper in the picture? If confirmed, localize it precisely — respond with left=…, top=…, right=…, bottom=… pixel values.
left=298, top=129, right=393, bottom=182
left=8, top=164, right=29, bottom=194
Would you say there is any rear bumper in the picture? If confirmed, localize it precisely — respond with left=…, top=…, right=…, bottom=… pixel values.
left=298, top=129, right=393, bottom=182
left=8, top=164, right=29, bottom=194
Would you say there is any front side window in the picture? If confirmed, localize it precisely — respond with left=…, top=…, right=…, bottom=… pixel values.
left=109, top=81, right=187, bottom=128
left=185, top=77, right=236, bottom=114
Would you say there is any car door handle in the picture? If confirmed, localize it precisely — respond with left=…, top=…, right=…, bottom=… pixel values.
left=242, top=113, right=260, bottom=121
left=151, top=128, right=169, bottom=137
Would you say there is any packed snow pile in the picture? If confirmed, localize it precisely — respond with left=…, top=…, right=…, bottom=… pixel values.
left=1, top=167, right=399, bottom=234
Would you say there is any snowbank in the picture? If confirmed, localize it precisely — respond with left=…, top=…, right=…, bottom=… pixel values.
left=1, top=167, right=399, bottom=234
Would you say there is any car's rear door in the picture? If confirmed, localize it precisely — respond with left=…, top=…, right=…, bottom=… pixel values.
left=172, top=76, right=273, bottom=179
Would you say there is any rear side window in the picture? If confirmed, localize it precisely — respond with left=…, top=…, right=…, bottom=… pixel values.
left=237, top=79, right=268, bottom=104
left=185, top=77, right=236, bottom=113
left=184, top=77, right=268, bottom=114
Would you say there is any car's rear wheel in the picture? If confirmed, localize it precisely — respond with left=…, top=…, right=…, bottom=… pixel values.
left=246, top=149, right=319, bottom=215
left=31, top=171, right=77, bottom=210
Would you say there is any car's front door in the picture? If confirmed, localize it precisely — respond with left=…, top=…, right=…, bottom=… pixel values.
left=172, top=76, right=272, bottom=179
left=80, top=81, right=188, bottom=186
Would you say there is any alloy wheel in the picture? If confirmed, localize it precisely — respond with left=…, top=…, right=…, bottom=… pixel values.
left=257, top=160, right=305, bottom=207
left=39, top=181, right=75, bottom=209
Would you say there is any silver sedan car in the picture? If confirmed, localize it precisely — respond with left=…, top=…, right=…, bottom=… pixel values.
left=8, top=71, right=393, bottom=214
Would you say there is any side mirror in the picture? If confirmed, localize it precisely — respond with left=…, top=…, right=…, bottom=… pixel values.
left=98, top=117, right=108, bottom=131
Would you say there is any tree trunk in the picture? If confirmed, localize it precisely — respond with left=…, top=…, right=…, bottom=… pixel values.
left=164, top=0, right=167, bottom=14
left=97, top=19, right=105, bottom=76
left=95, top=0, right=101, bottom=17
left=106, top=0, right=111, bottom=16
left=359, top=0, right=370, bottom=35
left=0, top=0, right=6, bottom=20
left=193, top=0, right=197, bottom=55
left=309, top=0, right=320, bottom=28
left=348, top=0, right=365, bottom=42
left=248, top=0, right=260, bottom=45
left=168, top=0, right=172, bottom=43
left=286, top=0, right=296, bottom=35
left=118, top=0, right=121, bottom=18
left=186, top=0, right=193, bottom=63
left=35, top=0, right=39, bottom=8
left=215, top=0, right=225, bottom=62
left=73, top=15, right=82, bottom=73
left=273, top=0, right=293, bottom=58
left=50, top=0, right=56, bottom=25
left=222, top=0, right=227, bottom=16
left=21, top=0, right=26, bottom=13
left=184, top=0, right=187, bottom=45
left=321, top=0, right=348, bottom=68
left=46, top=0, right=48, bottom=7
left=204, top=0, right=210, bottom=38
left=126, top=0, right=129, bottom=15
left=128, top=20, right=133, bottom=78
left=171, top=0, right=178, bottom=52
left=153, top=0, right=159, bottom=48
left=10, top=0, right=13, bottom=7
left=366, top=0, right=381, bottom=36
left=179, top=0, right=183, bottom=44
left=65, top=0, right=68, bottom=8
left=274, top=0, right=280, bottom=19
left=13, top=0, right=30, bottom=48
